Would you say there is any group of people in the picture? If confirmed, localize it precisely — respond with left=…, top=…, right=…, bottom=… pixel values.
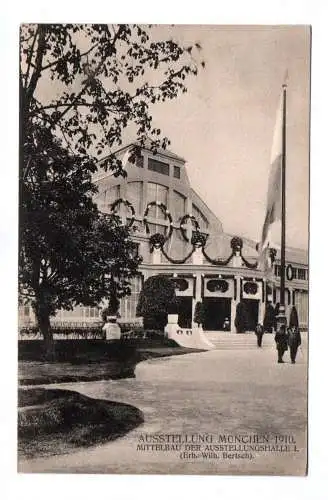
left=254, top=307, right=302, bottom=364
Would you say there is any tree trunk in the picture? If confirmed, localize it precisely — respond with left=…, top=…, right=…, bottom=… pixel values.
left=35, top=304, right=54, bottom=360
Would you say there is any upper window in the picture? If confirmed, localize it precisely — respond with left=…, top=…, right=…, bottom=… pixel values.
left=146, top=183, right=168, bottom=220
left=192, top=204, right=209, bottom=232
left=106, top=185, right=120, bottom=206
left=148, top=158, right=169, bottom=176
left=172, top=190, right=186, bottom=220
left=297, top=268, right=307, bottom=280
left=173, top=166, right=181, bottom=179
left=126, top=182, right=143, bottom=214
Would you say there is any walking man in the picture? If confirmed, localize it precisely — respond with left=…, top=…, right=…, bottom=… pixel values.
left=274, top=324, right=288, bottom=363
left=255, top=323, right=264, bottom=347
left=287, top=326, right=302, bottom=364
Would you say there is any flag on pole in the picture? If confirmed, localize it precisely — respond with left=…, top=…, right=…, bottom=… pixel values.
left=260, top=91, right=284, bottom=251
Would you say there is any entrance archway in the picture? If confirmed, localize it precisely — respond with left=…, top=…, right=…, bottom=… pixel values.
left=203, top=298, right=231, bottom=331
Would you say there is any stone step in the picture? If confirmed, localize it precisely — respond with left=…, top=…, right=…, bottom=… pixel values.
left=204, top=332, right=276, bottom=350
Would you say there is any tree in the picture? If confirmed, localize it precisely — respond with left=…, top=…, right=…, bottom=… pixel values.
left=194, top=301, right=205, bottom=327
left=263, top=302, right=275, bottom=332
left=19, top=24, right=202, bottom=353
left=20, top=24, right=203, bottom=179
left=234, top=302, right=249, bottom=333
left=289, top=306, right=299, bottom=330
left=136, top=275, right=178, bottom=331
left=19, top=125, right=141, bottom=356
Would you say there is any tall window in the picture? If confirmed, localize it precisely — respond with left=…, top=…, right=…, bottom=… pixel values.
left=120, top=276, right=143, bottom=319
left=126, top=181, right=143, bottom=214
left=146, top=183, right=168, bottom=220
left=172, top=190, right=186, bottom=221
left=106, top=185, right=120, bottom=207
left=148, top=158, right=169, bottom=176
left=173, top=166, right=181, bottom=179
left=297, top=268, right=307, bottom=280
left=192, top=204, right=209, bottom=232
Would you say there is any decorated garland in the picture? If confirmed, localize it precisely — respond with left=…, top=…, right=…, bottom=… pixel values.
left=161, top=246, right=196, bottom=264
left=241, top=255, right=258, bottom=269
left=201, top=247, right=234, bottom=266
left=179, top=214, right=200, bottom=242
left=149, top=233, right=166, bottom=251
left=111, top=198, right=136, bottom=228
left=143, top=201, right=173, bottom=241
left=286, top=264, right=294, bottom=281
left=191, top=231, right=208, bottom=248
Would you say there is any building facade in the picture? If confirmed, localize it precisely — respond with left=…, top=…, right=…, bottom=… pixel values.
left=19, top=143, right=309, bottom=333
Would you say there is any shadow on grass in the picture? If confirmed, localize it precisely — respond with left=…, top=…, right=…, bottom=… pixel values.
left=18, top=387, right=144, bottom=460
left=18, top=340, right=204, bottom=386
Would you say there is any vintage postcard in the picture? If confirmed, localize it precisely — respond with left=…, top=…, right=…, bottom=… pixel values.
left=18, top=24, right=310, bottom=475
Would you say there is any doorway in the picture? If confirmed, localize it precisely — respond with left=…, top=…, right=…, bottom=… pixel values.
left=177, top=296, right=192, bottom=329
left=241, top=299, right=259, bottom=331
left=203, top=298, right=231, bottom=331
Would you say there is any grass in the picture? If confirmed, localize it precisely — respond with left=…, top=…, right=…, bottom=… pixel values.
left=19, top=340, right=203, bottom=385
left=18, top=387, right=144, bottom=459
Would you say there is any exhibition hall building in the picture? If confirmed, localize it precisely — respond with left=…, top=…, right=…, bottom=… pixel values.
left=19, top=143, right=308, bottom=333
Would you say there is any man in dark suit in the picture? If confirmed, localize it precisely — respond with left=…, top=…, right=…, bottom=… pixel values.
left=287, top=327, right=302, bottom=364
left=255, top=323, right=264, bottom=347
left=274, top=324, right=288, bottom=363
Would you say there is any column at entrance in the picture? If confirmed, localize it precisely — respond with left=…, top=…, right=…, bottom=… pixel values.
left=259, top=280, right=266, bottom=325
left=230, top=275, right=241, bottom=333
left=192, top=273, right=202, bottom=328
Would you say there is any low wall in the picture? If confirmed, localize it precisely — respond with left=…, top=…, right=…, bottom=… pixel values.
left=165, top=319, right=214, bottom=351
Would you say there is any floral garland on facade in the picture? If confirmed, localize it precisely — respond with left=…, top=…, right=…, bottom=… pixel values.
left=179, top=214, right=200, bottom=242
left=110, top=198, right=136, bottom=228
left=143, top=201, right=173, bottom=241
left=161, top=246, right=196, bottom=264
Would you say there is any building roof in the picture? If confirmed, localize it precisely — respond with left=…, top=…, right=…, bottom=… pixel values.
left=101, top=140, right=186, bottom=164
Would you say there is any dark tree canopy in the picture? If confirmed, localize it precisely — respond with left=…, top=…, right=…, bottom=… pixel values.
left=136, top=275, right=178, bottom=331
left=234, top=302, right=250, bottom=333
left=263, top=302, right=275, bottom=332
left=19, top=124, right=141, bottom=351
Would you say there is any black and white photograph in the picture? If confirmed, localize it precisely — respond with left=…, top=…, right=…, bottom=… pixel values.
left=17, top=23, right=310, bottom=476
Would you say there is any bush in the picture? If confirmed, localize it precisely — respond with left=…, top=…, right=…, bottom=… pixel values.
left=194, top=301, right=205, bottom=327
left=234, top=302, right=249, bottom=333
left=136, top=275, right=178, bottom=331
left=263, top=302, right=275, bottom=332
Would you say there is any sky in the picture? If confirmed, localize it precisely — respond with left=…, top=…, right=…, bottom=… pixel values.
left=143, top=25, right=310, bottom=250
left=35, top=24, right=310, bottom=250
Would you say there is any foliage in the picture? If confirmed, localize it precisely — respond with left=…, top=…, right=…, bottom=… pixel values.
left=263, top=302, right=275, bottom=332
left=19, top=24, right=202, bottom=354
left=19, top=125, right=141, bottom=351
left=234, top=302, right=250, bottom=333
left=289, top=306, right=299, bottom=329
left=193, top=301, right=205, bottom=327
left=20, top=23, right=203, bottom=176
left=136, top=275, right=178, bottom=331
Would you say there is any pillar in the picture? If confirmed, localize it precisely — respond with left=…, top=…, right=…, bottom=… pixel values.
left=231, top=276, right=241, bottom=333
left=192, top=273, right=202, bottom=328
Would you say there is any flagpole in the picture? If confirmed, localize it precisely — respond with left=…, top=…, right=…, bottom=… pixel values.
left=278, top=81, right=287, bottom=328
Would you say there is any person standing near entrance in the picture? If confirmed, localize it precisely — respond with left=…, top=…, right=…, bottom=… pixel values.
left=274, top=324, right=288, bottom=363
left=254, top=323, right=264, bottom=347
left=287, top=326, right=302, bottom=364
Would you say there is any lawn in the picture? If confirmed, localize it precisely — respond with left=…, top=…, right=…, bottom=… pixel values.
left=19, top=340, right=203, bottom=385
left=18, top=387, right=144, bottom=459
